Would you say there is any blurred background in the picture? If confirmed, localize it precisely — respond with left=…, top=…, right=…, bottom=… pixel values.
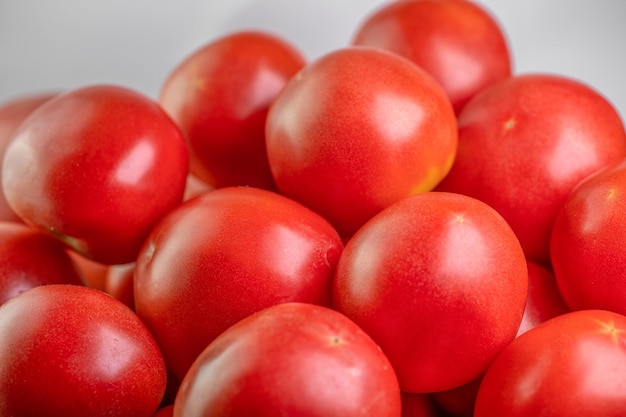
left=1, top=0, right=625, bottom=118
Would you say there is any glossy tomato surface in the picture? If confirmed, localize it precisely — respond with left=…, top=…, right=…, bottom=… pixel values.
left=474, top=309, right=626, bottom=416
left=174, top=302, right=402, bottom=417
left=160, top=30, right=305, bottom=190
left=0, top=284, right=167, bottom=417
left=550, top=158, right=626, bottom=315
left=134, top=186, right=344, bottom=382
left=0, top=221, right=84, bottom=305
left=0, top=92, right=57, bottom=222
left=2, top=84, right=189, bottom=264
left=332, top=191, right=528, bottom=393
left=265, top=46, right=457, bottom=239
left=436, top=73, right=626, bottom=265
left=352, top=0, right=512, bottom=114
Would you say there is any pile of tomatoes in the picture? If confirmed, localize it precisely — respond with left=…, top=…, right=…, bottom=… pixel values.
left=1, top=1, right=625, bottom=416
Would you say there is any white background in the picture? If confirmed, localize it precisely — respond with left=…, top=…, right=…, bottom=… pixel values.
left=1, top=0, right=625, bottom=119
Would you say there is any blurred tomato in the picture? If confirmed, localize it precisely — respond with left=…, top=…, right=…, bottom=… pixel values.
left=174, top=302, right=401, bottom=417
left=2, top=85, right=189, bottom=264
left=160, top=30, right=305, bottom=190
left=333, top=192, right=528, bottom=393
left=105, top=262, right=136, bottom=310
left=352, top=0, right=511, bottom=114
left=134, top=186, right=344, bottom=382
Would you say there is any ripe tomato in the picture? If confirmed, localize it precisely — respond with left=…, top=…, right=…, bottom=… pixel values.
left=0, top=284, right=167, bottom=417
left=105, top=262, right=136, bottom=310
left=436, top=73, right=626, bottom=265
left=2, top=84, right=189, bottom=265
left=352, top=0, right=512, bottom=114
left=474, top=309, right=626, bottom=416
left=332, top=191, right=528, bottom=393
left=173, top=302, right=402, bottom=417
left=0, top=92, right=57, bottom=222
left=134, top=186, right=344, bottom=382
left=550, top=158, right=626, bottom=315
left=0, top=221, right=84, bottom=305
left=400, top=392, right=441, bottom=417
left=159, top=30, right=306, bottom=190
left=265, top=46, right=457, bottom=239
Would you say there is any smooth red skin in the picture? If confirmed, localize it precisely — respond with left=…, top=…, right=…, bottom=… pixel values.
left=352, top=0, right=511, bottom=114
left=550, top=159, right=626, bottom=315
left=105, top=262, right=136, bottom=310
left=173, top=302, right=402, bottom=417
left=152, top=405, right=174, bottom=417
left=0, top=92, right=57, bottom=222
left=0, top=284, right=167, bottom=417
left=401, top=392, right=442, bottom=417
left=266, top=46, right=457, bottom=239
left=436, top=74, right=626, bottom=265
left=332, top=192, right=528, bottom=393
left=2, top=85, right=189, bottom=265
left=0, top=221, right=84, bottom=305
left=160, top=30, right=305, bottom=190
left=134, top=186, right=344, bottom=382
left=68, top=249, right=109, bottom=291
left=475, top=309, right=626, bottom=416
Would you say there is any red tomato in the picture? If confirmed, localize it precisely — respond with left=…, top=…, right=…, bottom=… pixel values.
left=0, top=92, right=57, bottom=222
left=265, top=46, right=457, bottom=239
left=332, top=191, right=528, bottom=393
left=352, top=0, right=512, bottom=114
left=550, top=158, right=626, bottom=315
left=152, top=405, right=174, bottom=417
left=436, top=74, right=626, bottom=265
left=401, top=392, right=441, bottom=417
left=173, top=302, right=402, bottom=417
left=0, top=284, right=167, bottom=417
left=2, top=84, right=189, bottom=265
left=105, top=262, right=136, bottom=310
left=0, top=221, right=84, bottom=305
left=68, top=249, right=110, bottom=291
left=134, top=186, right=344, bottom=382
left=474, top=309, right=626, bottom=416
left=159, top=30, right=305, bottom=190
left=431, top=377, right=482, bottom=417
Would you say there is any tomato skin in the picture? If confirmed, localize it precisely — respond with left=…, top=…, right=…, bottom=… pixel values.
left=400, top=392, right=441, bottom=417
left=173, top=302, right=402, bottom=417
left=550, top=159, right=626, bottom=315
left=2, top=84, right=189, bottom=265
left=105, top=262, right=136, bottom=310
left=159, top=30, right=305, bottom=190
left=0, top=221, right=84, bottom=305
left=134, top=186, right=344, bottom=382
left=332, top=191, right=528, bottom=393
left=0, top=284, right=167, bottom=417
left=436, top=73, right=626, bottom=265
left=352, top=0, right=511, bottom=114
left=474, top=309, right=626, bottom=417
left=0, top=92, right=57, bottom=222
left=265, top=46, right=457, bottom=239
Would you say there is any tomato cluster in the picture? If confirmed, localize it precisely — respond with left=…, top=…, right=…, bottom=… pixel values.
left=1, top=1, right=625, bottom=416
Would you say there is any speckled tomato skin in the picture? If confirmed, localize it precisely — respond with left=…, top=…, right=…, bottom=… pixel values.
left=173, top=302, right=401, bottom=417
left=160, top=30, right=306, bottom=190
left=0, top=221, right=84, bottom=305
left=436, top=74, right=626, bottom=265
left=0, top=284, right=167, bottom=417
left=475, top=310, right=626, bottom=416
left=134, top=186, right=344, bottom=383
left=265, top=46, right=458, bottom=239
left=2, top=85, right=189, bottom=265
left=550, top=159, right=626, bottom=315
left=332, top=192, right=528, bottom=393
left=352, top=0, right=512, bottom=114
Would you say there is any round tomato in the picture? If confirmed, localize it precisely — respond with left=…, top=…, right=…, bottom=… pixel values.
left=0, top=284, right=167, bottom=417
left=352, top=0, right=512, bottom=114
left=550, top=158, right=626, bottom=315
left=2, top=84, right=189, bottom=265
left=173, top=302, right=401, bottom=417
left=474, top=309, right=626, bottom=416
left=159, top=30, right=305, bottom=190
left=265, top=46, right=457, bottom=239
left=134, top=186, right=344, bottom=382
left=0, top=221, right=84, bottom=305
left=332, top=191, right=528, bottom=393
left=436, top=73, right=626, bottom=265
